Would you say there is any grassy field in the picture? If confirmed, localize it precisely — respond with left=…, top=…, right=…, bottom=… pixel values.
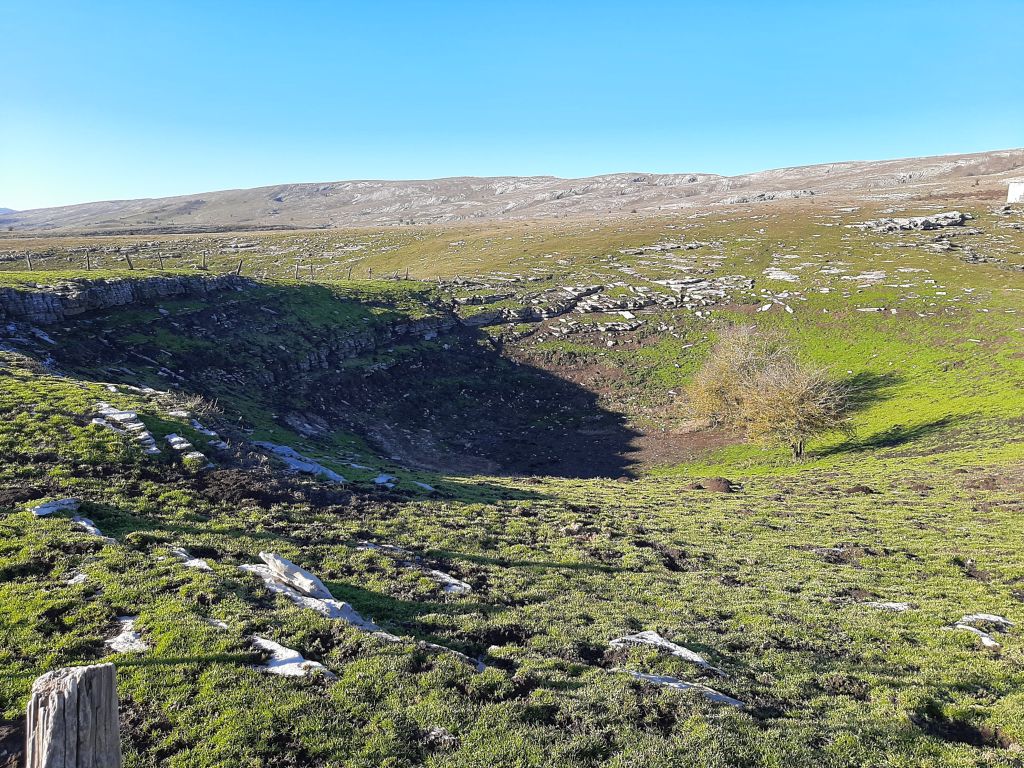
left=1, top=200, right=1022, bottom=766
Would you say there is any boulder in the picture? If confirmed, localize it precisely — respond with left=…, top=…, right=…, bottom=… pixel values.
left=31, top=498, right=81, bottom=517
left=258, top=552, right=332, bottom=599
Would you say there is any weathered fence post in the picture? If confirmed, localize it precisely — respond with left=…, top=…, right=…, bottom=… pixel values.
left=235, top=259, right=243, bottom=276
left=25, top=664, right=122, bottom=768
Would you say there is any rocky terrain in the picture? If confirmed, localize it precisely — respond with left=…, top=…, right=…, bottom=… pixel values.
left=2, top=148, right=1022, bottom=234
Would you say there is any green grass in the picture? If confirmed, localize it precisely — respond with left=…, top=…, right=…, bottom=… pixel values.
left=1, top=202, right=1023, bottom=766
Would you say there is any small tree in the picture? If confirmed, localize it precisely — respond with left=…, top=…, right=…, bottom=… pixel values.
left=688, top=327, right=851, bottom=459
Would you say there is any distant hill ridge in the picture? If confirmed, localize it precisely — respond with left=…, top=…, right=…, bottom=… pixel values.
left=3, top=148, right=1023, bottom=234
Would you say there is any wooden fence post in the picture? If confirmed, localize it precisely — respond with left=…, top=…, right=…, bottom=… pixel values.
left=25, top=663, right=122, bottom=768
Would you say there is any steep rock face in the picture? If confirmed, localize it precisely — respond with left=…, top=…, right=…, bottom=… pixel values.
left=0, top=275, right=251, bottom=324
left=282, top=315, right=457, bottom=374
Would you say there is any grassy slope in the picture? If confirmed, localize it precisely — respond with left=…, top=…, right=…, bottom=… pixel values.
left=1, top=202, right=1023, bottom=766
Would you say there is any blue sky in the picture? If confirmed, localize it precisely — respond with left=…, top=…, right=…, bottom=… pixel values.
left=2, top=0, right=1022, bottom=210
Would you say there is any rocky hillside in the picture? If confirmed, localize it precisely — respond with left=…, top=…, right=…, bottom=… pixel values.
left=2, top=193, right=1023, bottom=765
left=3, top=148, right=1022, bottom=233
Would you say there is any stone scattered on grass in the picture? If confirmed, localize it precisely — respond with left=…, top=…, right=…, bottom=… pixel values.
left=94, top=402, right=161, bottom=455
left=947, top=613, right=1014, bottom=652
left=72, top=516, right=115, bottom=543
left=865, top=601, right=912, bottom=612
left=254, top=442, right=346, bottom=483
left=257, top=552, right=332, bottom=599
left=625, top=671, right=744, bottom=707
left=170, top=547, right=213, bottom=571
left=951, top=624, right=1003, bottom=651
left=418, top=640, right=486, bottom=672
left=852, top=211, right=971, bottom=233
left=182, top=450, right=212, bottom=469
left=240, top=552, right=481, bottom=670
left=251, top=636, right=335, bottom=679
left=426, top=569, right=472, bottom=595
left=105, top=617, right=148, bottom=653
left=357, top=541, right=472, bottom=594
left=31, top=498, right=81, bottom=517
left=166, top=435, right=212, bottom=468
left=189, top=418, right=218, bottom=436
left=959, top=613, right=1014, bottom=630
left=166, top=433, right=193, bottom=451
left=65, top=573, right=88, bottom=586
left=610, top=631, right=725, bottom=675
left=241, top=553, right=381, bottom=631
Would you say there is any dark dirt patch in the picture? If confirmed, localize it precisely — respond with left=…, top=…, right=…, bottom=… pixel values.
left=0, top=485, right=46, bottom=509
left=844, top=484, right=878, bottom=495
left=615, top=429, right=740, bottom=472
left=197, top=469, right=350, bottom=508
left=818, top=673, right=870, bottom=701
left=910, top=709, right=1016, bottom=749
left=964, top=477, right=999, bottom=491
left=808, top=543, right=877, bottom=566
left=688, top=477, right=737, bottom=493
left=836, top=587, right=875, bottom=602
left=908, top=482, right=932, bottom=493
left=952, top=556, right=992, bottom=583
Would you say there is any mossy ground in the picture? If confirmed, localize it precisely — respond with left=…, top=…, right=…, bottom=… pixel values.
left=1, top=200, right=1022, bottom=766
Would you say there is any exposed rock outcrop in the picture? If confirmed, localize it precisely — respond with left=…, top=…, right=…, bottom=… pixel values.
left=852, top=211, right=972, bottom=233
left=0, top=274, right=250, bottom=324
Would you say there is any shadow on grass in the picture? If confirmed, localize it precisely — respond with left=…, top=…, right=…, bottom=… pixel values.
left=324, top=580, right=502, bottom=625
left=40, top=280, right=646, bottom=481
left=841, top=371, right=904, bottom=411
left=0, top=653, right=259, bottom=681
left=816, top=415, right=962, bottom=458
left=426, top=548, right=627, bottom=574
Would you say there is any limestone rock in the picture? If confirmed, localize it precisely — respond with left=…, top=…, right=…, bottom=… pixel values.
left=253, top=442, right=346, bottom=483
left=31, top=498, right=81, bottom=517
left=105, top=617, right=148, bottom=654
left=251, top=636, right=335, bottom=679
left=625, top=671, right=744, bottom=707
left=0, top=275, right=250, bottom=325
left=610, top=631, right=724, bottom=675
left=169, top=547, right=212, bottom=571
left=258, top=552, right=332, bottom=599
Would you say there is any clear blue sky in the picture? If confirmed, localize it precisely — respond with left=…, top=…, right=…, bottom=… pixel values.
left=2, top=0, right=1022, bottom=210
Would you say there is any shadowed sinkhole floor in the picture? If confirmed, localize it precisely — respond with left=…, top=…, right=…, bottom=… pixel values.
left=39, top=285, right=650, bottom=479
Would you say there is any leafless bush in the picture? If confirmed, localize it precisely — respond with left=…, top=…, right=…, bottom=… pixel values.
left=688, top=327, right=851, bottom=459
